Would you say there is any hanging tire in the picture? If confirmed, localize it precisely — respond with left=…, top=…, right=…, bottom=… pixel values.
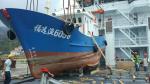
left=104, top=40, right=107, bottom=46
left=7, top=30, right=16, bottom=40
left=93, top=45, right=98, bottom=52
left=63, top=22, right=74, bottom=35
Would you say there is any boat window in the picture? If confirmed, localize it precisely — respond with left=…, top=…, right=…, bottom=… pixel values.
left=78, top=17, right=82, bottom=23
left=77, top=10, right=81, bottom=13
left=99, top=29, right=105, bottom=35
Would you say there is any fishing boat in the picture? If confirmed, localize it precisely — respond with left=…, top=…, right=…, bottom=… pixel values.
left=0, top=2, right=106, bottom=78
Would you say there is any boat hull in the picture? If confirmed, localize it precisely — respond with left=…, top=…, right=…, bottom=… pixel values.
left=25, top=51, right=101, bottom=78
left=0, top=8, right=107, bottom=78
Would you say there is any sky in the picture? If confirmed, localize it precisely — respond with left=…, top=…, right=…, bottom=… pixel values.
left=0, top=0, right=77, bottom=13
left=0, top=0, right=63, bottom=26
left=0, top=0, right=71, bottom=13
left=0, top=0, right=77, bottom=26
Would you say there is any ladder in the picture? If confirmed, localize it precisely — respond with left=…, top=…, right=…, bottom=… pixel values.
left=40, top=68, right=62, bottom=84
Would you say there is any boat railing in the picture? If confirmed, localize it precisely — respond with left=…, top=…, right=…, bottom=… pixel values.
left=115, top=37, right=148, bottom=46
left=116, top=58, right=131, bottom=61
left=129, top=0, right=150, bottom=10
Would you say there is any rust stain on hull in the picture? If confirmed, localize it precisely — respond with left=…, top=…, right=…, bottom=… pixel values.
left=25, top=51, right=102, bottom=78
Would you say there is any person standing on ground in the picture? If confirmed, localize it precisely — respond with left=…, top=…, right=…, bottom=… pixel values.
left=131, top=51, right=141, bottom=71
left=0, top=58, right=3, bottom=70
left=143, top=55, right=149, bottom=72
left=2, top=54, right=15, bottom=84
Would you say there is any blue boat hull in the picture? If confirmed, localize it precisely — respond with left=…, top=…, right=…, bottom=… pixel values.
left=0, top=8, right=106, bottom=78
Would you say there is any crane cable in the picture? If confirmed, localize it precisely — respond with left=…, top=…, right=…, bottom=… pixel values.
left=69, top=0, right=72, bottom=22
left=73, top=0, right=76, bottom=23
left=33, top=0, right=35, bottom=11
left=29, top=0, right=33, bottom=10
left=73, top=0, right=75, bottom=18
left=26, top=0, right=38, bottom=11
left=63, top=0, right=66, bottom=20
left=36, top=0, right=38, bottom=11
left=26, top=0, right=28, bottom=10
left=67, top=0, right=70, bottom=21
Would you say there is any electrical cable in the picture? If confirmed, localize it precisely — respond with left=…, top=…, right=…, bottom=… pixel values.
left=30, top=0, right=33, bottom=10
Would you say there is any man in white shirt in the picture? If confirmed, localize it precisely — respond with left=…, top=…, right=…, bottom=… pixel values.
left=143, top=55, right=149, bottom=72
left=2, top=54, right=15, bottom=84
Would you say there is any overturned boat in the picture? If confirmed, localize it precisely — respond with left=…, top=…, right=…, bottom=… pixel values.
left=0, top=8, right=107, bottom=78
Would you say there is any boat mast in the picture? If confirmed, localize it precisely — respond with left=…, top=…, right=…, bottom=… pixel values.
left=45, top=0, right=51, bottom=15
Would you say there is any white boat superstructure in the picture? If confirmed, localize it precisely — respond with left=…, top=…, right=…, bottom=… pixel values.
left=49, top=0, right=102, bottom=36
left=87, top=0, right=150, bottom=66
left=52, top=0, right=150, bottom=66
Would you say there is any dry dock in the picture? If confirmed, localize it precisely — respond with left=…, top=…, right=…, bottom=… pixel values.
left=0, top=63, right=150, bottom=84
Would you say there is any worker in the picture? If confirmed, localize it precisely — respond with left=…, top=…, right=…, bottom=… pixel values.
left=131, top=51, right=141, bottom=71
left=0, top=58, right=3, bottom=70
left=143, top=55, right=149, bottom=72
left=2, top=54, right=15, bottom=84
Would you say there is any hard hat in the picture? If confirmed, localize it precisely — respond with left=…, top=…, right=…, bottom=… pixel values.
left=8, top=54, right=15, bottom=58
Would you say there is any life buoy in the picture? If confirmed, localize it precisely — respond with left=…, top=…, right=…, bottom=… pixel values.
left=92, top=9, right=104, bottom=14
left=63, top=22, right=74, bottom=35
left=7, top=30, right=16, bottom=40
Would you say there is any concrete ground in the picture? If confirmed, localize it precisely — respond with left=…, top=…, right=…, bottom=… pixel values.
left=0, top=62, right=150, bottom=84
left=0, top=62, right=30, bottom=84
